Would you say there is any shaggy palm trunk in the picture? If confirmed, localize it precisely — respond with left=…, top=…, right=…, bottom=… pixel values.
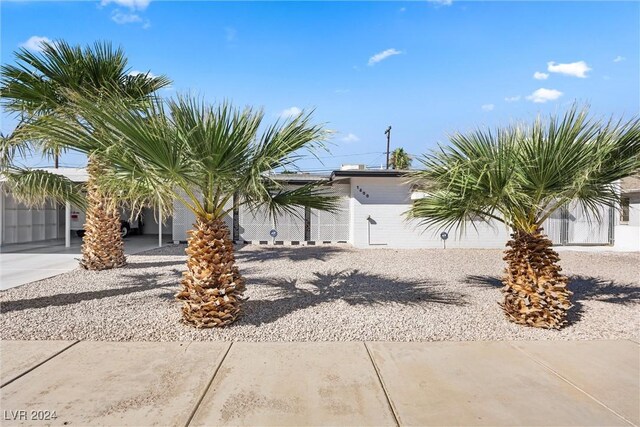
left=176, top=217, right=245, bottom=327
left=80, top=156, right=126, bottom=270
left=501, top=228, right=572, bottom=329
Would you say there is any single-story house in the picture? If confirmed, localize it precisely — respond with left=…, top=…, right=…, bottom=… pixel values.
left=1, top=167, right=639, bottom=251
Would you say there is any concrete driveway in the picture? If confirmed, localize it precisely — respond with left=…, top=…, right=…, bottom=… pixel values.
left=0, top=235, right=170, bottom=290
left=1, top=340, right=638, bottom=426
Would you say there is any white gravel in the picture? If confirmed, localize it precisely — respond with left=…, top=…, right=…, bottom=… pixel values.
left=1, top=245, right=638, bottom=342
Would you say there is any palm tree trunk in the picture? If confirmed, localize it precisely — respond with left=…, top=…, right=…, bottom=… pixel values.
left=176, top=217, right=245, bottom=327
left=501, top=228, right=572, bottom=329
left=80, top=156, right=126, bottom=270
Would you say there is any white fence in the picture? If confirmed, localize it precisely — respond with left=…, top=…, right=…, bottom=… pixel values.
left=171, top=184, right=351, bottom=243
left=309, top=183, right=350, bottom=242
left=239, top=206, right=305, bottom=242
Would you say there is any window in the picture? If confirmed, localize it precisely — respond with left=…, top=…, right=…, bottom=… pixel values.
left=621, top=197, right=630, bottom=224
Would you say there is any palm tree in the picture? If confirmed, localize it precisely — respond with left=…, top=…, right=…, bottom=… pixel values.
left=30, top=94, right=338, bottom=327
left=1, top=40, right=170, bottom=270
left=390, top=147, right=412, bottom=170
left=409, top=106, right=640, bottom=329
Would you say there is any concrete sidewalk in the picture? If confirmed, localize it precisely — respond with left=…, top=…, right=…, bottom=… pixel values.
left=1, top=340, right=638, bottom=426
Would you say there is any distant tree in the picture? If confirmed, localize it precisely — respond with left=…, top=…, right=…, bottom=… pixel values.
left=390, top=147, right=412, bottom=170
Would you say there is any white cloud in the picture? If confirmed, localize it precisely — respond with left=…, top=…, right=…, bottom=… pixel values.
left=526, top=88, right=563, bottom=103
left=101, top=0, right=150, bottom=10
left=111, top=10, right=142, bottom=24
left=613, top=55, right=626, bottom=63
left=129, top=70, right=157, bottom=78
left=427, top=0, right=453, bottom=5
left=279, top=106, right=302, bottom=118
left=533, top=71, right=549, bottom=80
left=368, top=48, right=403, bottom=66
left=20, top=36, right=53, bottom=52
left=504, top=96, right=521, bottom=102
left=341, top=133, right=360, bottom=143
left=547, top=61, right=591, bottom=78
left=481, top=104, right=494, bottom=112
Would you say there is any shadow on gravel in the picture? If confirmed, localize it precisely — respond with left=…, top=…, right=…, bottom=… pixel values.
left=235, top=245, right=348, bottom=263
left=0, top=271, right=180, bottom=314
left=241, top=269, right=466, bottom=325
left=133, top=244, right=185, bottom=256
left=123, top=259, right=186, bottom=269
left=465, top=274, right=640, bottom=305
left=465, top=275, right=503, bottom=288
left=569, top=275, right=640, bottom=305
left=465, top=274, right=640, bottom=325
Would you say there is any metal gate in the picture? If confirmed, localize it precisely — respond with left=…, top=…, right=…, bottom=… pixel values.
left=542, top=202, right=614, bottom=246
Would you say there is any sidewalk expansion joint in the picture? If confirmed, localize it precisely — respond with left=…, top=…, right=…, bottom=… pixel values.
left=1, top=340, right=80, bottom=388
left=184, top=342, right=233, bottom=427
left=363, top=342, right=401, bottom=427
left=508, top=342, right=637, bottom=427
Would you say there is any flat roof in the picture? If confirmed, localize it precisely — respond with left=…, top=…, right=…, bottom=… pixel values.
left=330, top=169, right=408, bottom=179
left=4, top=167, right=409, bottom=183
left=270, top=173, right=330, bottom=183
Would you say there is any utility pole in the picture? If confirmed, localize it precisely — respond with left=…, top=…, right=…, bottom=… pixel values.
left=384, top=126, right=392, bottom=169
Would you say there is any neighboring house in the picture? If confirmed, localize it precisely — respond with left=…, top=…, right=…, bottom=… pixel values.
left=1, top=166, right=638, bottom=251
left=615, top=175, right=640, bottom=251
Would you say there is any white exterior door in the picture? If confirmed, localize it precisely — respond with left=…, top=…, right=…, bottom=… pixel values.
left=367, top=215, right=387, bottom=245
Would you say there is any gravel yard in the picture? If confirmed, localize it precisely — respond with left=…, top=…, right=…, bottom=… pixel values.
left=1, top=245, right=638, bottom=342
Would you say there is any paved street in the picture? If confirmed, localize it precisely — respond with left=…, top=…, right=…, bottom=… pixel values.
left=1, top=340, right=638, bottom=426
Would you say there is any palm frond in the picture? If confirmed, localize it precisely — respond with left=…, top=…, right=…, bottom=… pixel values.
left=410, top=104, right=640, bottom=233
left=2, top=168, right=86, bottom=209
left=26, top=91, right=335, bottom=221
left=1, top=40, right=171, bottom=117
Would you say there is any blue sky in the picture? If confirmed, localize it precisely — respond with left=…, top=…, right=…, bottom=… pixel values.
left=2, top=0, right=639, bottom=171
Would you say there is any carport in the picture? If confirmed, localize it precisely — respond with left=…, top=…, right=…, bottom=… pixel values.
left=1, top=167, right=170, bottom=250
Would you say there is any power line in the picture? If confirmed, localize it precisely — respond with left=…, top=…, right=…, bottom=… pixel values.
left=314, top=151, right=383, bottom=159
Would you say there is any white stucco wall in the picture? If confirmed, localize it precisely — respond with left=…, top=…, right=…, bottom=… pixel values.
left=614, top=193, right=640, bottom=251
left=348, top=177, right=509, bottom=249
